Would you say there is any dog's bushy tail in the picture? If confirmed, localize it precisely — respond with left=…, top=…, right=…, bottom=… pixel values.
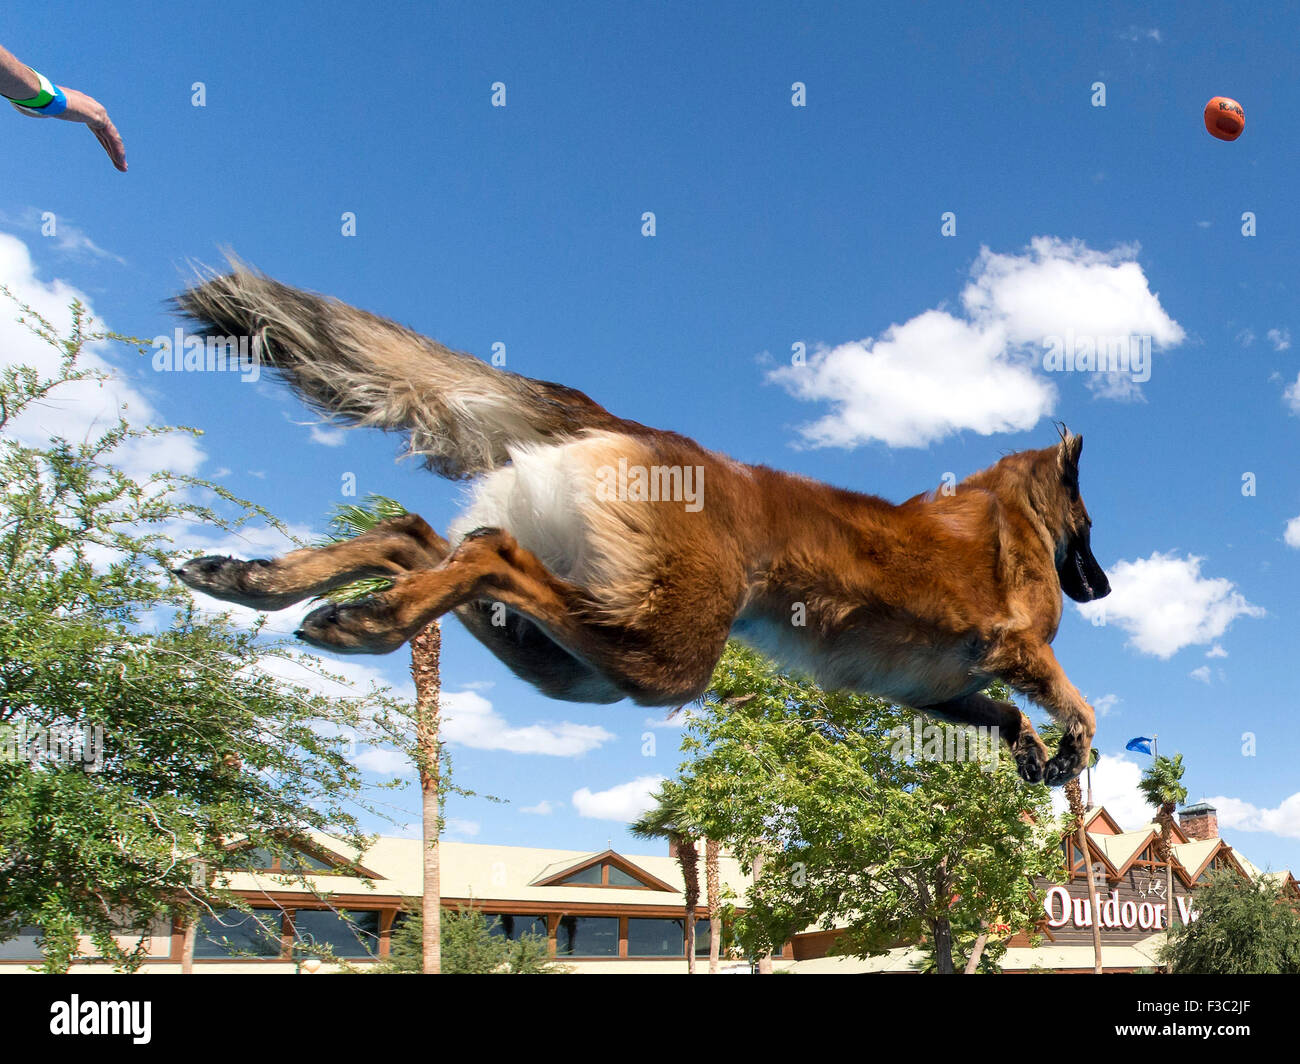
left=172, top=259, right=631, bottom=479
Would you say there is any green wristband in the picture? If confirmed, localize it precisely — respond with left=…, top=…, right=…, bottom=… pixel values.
left=6, top=68, right=55, bottom=109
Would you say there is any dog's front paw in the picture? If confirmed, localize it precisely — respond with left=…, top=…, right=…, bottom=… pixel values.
left=173, top=556, right=291, bottom=610
left=1044, top=729, right=1089, bottom=787
left=296, top=600, right=409, bottom=655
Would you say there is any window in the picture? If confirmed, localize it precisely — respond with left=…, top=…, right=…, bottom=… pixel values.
left=606, top=865, right=643, bottom=887
left=486, top=914, right=549, bottom=941
left=626, top=918, right=684, bottom=957
left=282, top=849, right=335, bottom=872
left=546, top=858, right=660, bottom=889
left=557, top=864, right=604, bottom=885
left=241, top=847, right=276, bottom=869
left=0, top=925, right=44, bottom=961
left=695, top=918, right=715, bottom=956
left=291, top=909, right=381, bottom=958
left=555, top=916, right=618, bottom=956
left=195, top=908, right=283, bottom=958
left=233, top=844, right=340, bottom=874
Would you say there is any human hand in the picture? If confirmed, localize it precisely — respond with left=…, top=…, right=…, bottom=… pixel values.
left=12, top=85, right=127, bottom=171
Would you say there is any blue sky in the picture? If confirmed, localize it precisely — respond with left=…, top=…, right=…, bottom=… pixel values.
left=4, top=2, right=1300, bottom=873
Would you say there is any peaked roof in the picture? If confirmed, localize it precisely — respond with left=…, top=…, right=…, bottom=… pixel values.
left=1083, top=806, right=1124, bottom=835
left=1234, top=854, right=1299, bottom=896
left=1089, top=827, right=1194, bottom=886
left=1135, top=818, right=1190, bottom=845
left=219, top=839, right=755, bottom=908
left=531, top=848, right=678, bottom=892
left=1091, top=828, right=1158, bottom=870
left=1171, top=838, right=1224, bottom=882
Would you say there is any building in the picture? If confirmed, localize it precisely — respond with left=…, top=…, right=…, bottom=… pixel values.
left=0, top=837, right=781, bottom=973
left=816, top=800, right=1300, bottom=974
left=3, top=801, right=1295, bottom=972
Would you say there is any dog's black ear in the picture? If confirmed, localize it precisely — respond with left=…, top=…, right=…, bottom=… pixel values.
left=1057, top=431, right=1083, bottom=485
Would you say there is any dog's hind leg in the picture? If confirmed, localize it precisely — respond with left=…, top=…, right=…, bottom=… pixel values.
left=454, top=602, right=624, bottom=704
left=173, top=514, right=450, bottom=611
left=986, top=641, right=1096, bottom=786
left=919, top=692, right=1049, bottom=784
left=297, top=527, right=732, bottom=706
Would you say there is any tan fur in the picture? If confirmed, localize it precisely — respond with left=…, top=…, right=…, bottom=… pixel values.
left=174, top=268, right=1108, bottom=785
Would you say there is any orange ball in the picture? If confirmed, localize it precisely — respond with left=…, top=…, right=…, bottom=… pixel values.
left=1204, top=96, right=1245, bottom=141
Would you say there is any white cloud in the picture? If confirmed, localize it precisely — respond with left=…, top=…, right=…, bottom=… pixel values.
left=961, top=239, right=1182, bottom=347
left=1091, top=693, right=1120, bottom=718
left=1209, top=793, right=1300, bottom=841
left=1050, top=752, right=1153, bottom=829
left=1189, top=665, right=1212, bottom=684
left=572, top=775, right=665, bottom=822
left=169, top=518, right=315, bottom=561
left=1206, top=644, right=1228, bottom=659
left=770, top=237, right=1183, bottom=448
left=167, top=520, right=326, bottom=637
left=0, top=231, right=203, bottom=482
left=1268, top=327, right=1291, bottom=352
left=354, top=746, right=409, bottom=774
left=1237, top=328, right=1255, bottom=346
left=445, top=818, right=481, bottom=838
left=1119, top=26, right=1161, bottom=43
left=247, top=649, right=404, bottom=703
left=520, top=800, right=559, bottom=816
left=0, top=207, right=126, bottom=264
left=1077, top=551, right=1263, bottom=658
left=439, top=689, right=614, bottom=756
left=1284, top=516, right=1300, bottom=548
left=308, top=425, right=346, bottom=447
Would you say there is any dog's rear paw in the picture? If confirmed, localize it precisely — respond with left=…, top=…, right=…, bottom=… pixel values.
left=296, top=600, right=409, bottom=655
left=1010, top=717, right=1049, bottom=785
left=1014, top=737, right=1046, bottom=784
left=173, top=556, right=292, bottom=610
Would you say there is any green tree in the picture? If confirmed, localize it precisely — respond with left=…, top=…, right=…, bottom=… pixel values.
left=0, top=291, right=391, bottom=971
left=376, top=905, right=566, bottom=974
left=317, top=497, right=445, bottom=974
left=1138, top=753, right=1188, bottom=930
left=630, top=779, right=701, bottom=973
left=676, top=643, right=1063, bottom=974
left=1160, top=870, right=1300, bottom=973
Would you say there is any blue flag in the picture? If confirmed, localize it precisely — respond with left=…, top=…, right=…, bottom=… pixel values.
left=1126, top=736, right=1153, bottom=755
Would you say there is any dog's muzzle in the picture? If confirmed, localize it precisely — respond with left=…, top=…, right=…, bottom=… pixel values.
left=1058, top=533, right=1111, bottom=603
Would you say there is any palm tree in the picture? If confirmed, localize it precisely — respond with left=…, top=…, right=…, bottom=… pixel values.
left=1138, top=753, right=1188, bottom=935
left=1042, top=723, right=1103, bottom=973
left=319, top=495, right=443, bottom=974
left=704, top=837, right=721, bottom=973
left=630, top=781, right=700, bottom=973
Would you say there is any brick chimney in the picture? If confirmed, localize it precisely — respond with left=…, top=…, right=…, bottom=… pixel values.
left=1179, top=801, right=1218, bottom=841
